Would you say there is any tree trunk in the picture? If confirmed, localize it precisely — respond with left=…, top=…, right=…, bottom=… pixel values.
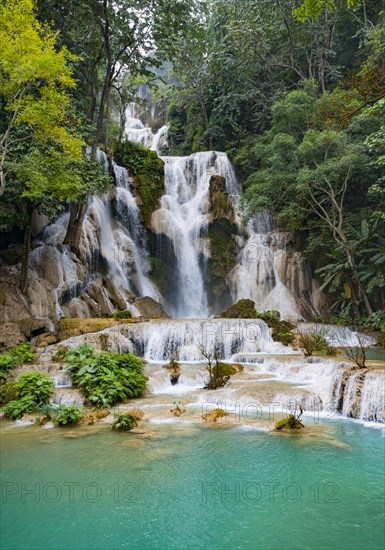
left=345, top=247, right=373, bottom=316
left=20, top=205, right=33, bottom=295
left=92, top=66, right=112, bottom=157
left=63, top=201, right=88, bottom=254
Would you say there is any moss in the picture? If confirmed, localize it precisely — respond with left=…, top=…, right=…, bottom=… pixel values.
left=219, top=302, right=295, bottom=345
left=59, top=318, right=141, bottom=340
left=220, top=299, right=258, bottom=319
left=202, top=408, right=229, bottom=422
left=206, top=177, right=239, bottom=311
left=275, top=414, right=304, bottom=430
left=113, top=140, right=164, bottom=227
left=113, top=310, right=132, bottom=320
left=209, top=175, right=234, bottom=220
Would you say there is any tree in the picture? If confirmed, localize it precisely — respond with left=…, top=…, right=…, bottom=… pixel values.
left=0, top=0, right=83, bottom=196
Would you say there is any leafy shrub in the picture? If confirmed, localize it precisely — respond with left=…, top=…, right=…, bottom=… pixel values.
left=113, top=310, right=132, bottom=320
left=112, top=413, right=138, bottom=431
left=16, top=371, right=53, bottom=403
left=0, top=343, right=36, bottom=381
left=275, top=414, right=304, bottom=430
left=9, top=343, right=36, bottom=364
left=3, top=371, right=53, bottom=420
left=4, top=396, right=38, bottom=420
left=53, top=405, right=84, bottom=426
left=297, top=329, right=330, bottom=357
left=256, top=313, right=295, bottom=346
left=359, top=311, right=385, bottom=332
left=0, top=381, right=18, bottom=404
left=66, top=345, right=146, bottom=407
left=378, top=324, right=385, bottom=348
left=52, top=345, right=69, bottom=362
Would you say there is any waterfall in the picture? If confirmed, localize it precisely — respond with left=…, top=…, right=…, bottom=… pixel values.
left=151, top=152, right=238, bottom=317
left=228, top=214, right=317, bottom=320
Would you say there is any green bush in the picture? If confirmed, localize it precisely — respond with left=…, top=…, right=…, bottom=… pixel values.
left=112, top=413, right=138, bottom=431
left=275, top=414, right=304, bottom=430
left=16, top=371, right=53, bottom=403
left=66, top=345, right=146, bottom=407
left=3, top=371, right=53, bottom=420
left=9, top=343, right=36, bottom=363
left=53, top=405, right=84, bottom=426
left=359, top=311, right=385, bottom=332
left=4, top=396, right=38, bottom=420
left=219, top=299, right=258, bottom=318
left=297, top=330, right=330, bottom=357
left=113, top=140, right=164, bottom=227
left=0, top=343, right=36, bottom=381
left=113, top=310, right=132, bottom=320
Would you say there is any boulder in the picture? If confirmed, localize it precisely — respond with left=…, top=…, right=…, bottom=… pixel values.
left=133, top=297, right=169, bottom=319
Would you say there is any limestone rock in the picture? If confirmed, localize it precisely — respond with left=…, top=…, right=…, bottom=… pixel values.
left=133, top=297, right=169, bottom=319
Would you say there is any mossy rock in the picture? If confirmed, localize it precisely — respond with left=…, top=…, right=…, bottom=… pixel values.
left=59, top=318, right=138, bottom=340
left=202, top=408, right=229, bottom=423
left=209, top=175, right=234, bottom=221
left=82, top=409, right=110, bottom=425
left=113, top=140, right=164, bottom=227
left=219, top=299, right=258, bottom=319
left=275, top=414, right=304, bottom=431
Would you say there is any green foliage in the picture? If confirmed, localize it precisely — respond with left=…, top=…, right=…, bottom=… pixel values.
left=205, top=361, right=237, bottom=390
left=220, top=299, right=258, bottom=319
left=275, top=414, right=304, bottom=430
left=0, top=343, right=36, bottom=383
left=113, top=310, right=133, bottom=320
left=66, top=345, right=146, bottom=407
left=3, top=371, right=53, bottom=419
left=53, top=405, right=84, bottom=426
left=15, top=371, right=53, bottom=403
left=297, top=329, right=331, bottom=357
left=294, top=0, right=360, bottom=22
left=113, top=140, right=164, bottom=227
left=378, top=325, right=385, bottom=348
left=0, top=0, right=83, bottom=196
left=359, top=311, right=385, bottom=331
left=112, top=413, right=138, bottom=431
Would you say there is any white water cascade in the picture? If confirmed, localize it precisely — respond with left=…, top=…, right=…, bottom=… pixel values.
left=151, top=152, right=239, bottom=317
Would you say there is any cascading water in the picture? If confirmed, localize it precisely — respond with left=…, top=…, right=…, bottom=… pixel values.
left=151, top=152, right=238, bottom=317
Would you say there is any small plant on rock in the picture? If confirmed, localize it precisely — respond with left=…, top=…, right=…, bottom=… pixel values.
left=112, top=413, right=138, bottom=431
left=53, top=405, right=84, bottom=426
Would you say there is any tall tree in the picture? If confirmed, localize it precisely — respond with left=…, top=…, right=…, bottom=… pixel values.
left=0, top=0, right=83, bottom=196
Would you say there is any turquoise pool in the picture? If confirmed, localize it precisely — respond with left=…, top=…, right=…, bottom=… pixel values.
left=1, top=421, right=384, bottom=550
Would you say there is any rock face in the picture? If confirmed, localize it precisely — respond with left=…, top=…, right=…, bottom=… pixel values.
left=133, top=297, right=169, bottom=319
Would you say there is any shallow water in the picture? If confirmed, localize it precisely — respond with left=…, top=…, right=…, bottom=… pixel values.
left=1, top=420, right=384, bottom=550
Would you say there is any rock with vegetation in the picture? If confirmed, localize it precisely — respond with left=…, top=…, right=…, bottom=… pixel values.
left=170, top=402, right=186, bottom=417
left=202, top=352, right=238, bottom=390
left=65, top=344, right=146, bottom=408
left=82, top=409, right=110, bottom=425
left=296, top=328, right=336, bottom=357
left=163, top=360, right=181, bottom=385
left=59, top=317, right=140, bottom=341
left=133, top=297, right=169, bottom=319
left=113, top=140, right=165, bottom=227
left=219, top=299, right=258, bottom=319
left=112, top=410, right=144, bottom=431
left=202, top=408, right=229, bottom=423
left=219, top=301, right=295, bottom=346
left=275, top=414, right=305, bottom=431
left=206, top=176, right=239, bottom=312
left=53, top=405, right=84, bottom=427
